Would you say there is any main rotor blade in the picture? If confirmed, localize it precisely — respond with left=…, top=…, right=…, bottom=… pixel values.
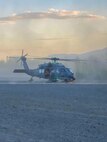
left=8, top=56, right=19, bottom=59
left=58, top=59, right=87, bottom=62
left=27, top=57, right=51, bottom=60
left=27, top=57, right=86, bottom=62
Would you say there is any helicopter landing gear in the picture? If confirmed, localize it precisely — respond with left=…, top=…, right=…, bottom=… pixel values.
left=72, top=76, right=76, bottom=81
left=64, top=77, right=75, bottom=83
left=64, top=79, right=70, bottom=82
left=29, top=77, right=33, bottom=82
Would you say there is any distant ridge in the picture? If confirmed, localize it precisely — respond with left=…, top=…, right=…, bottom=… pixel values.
left=49, top=47, right=107, bottom=60
left=80, top=47, right=107, bottom=60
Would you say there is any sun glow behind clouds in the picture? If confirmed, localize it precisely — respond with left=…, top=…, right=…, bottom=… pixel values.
left=0, top=9, right=107, bottom=60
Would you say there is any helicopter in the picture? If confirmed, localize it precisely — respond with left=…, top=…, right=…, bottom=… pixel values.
left=9, top=50, right=85, bottom=82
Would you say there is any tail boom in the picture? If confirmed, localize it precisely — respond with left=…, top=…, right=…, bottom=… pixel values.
left=13, top=69, right=26, bottom=73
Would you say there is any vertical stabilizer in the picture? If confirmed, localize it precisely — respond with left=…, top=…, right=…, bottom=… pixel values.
left=21, top=56, right=29, bottom=71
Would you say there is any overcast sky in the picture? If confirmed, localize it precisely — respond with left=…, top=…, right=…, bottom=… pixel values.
left=0, top=0, right=107, bottom=60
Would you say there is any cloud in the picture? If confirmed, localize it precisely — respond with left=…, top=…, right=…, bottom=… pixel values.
left=0, top=9, right=106, bottom=24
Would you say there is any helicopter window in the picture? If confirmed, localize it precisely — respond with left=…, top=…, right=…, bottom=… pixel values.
left=69, top=69, right=73, bottom=73
left=41, top=69, right=44, bottom=73
left=39, top=69, right=44, bottom=74
left=39, top=69, right=42, bottom=74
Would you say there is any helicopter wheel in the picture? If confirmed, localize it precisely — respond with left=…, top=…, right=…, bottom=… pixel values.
left=64, top=78, right=75, bottom=82
left=29, top=77, right=33, bottom=82
left=64, top=79, right=70, bottom=82
left=72, top=76, right=76, bottom=81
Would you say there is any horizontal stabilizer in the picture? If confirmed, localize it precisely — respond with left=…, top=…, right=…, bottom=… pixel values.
left=13, top=69, right=26, bottom=73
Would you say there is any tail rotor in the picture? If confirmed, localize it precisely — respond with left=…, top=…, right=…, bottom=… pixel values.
left=8, top=50, right=28, bottom=66
left=16, top=50, right=28, bottom=64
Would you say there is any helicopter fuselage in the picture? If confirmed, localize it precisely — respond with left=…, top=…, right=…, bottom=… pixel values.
left=35, top=62, right=75, bottom=82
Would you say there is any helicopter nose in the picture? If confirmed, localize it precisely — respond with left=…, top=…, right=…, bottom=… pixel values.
left=69, top=73, right=75, bottom=80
